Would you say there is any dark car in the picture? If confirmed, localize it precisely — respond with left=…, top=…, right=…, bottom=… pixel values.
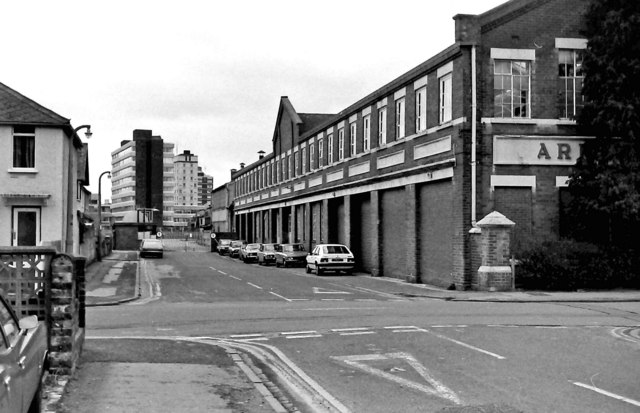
left=229, top=240, right=245, bottom=258
left=0, top=292, right=48, bottom=413
left=217, top=239, right=232, bottom=255
left=275, top=243, right=307, bottom=267
left=140, top=239, right=163, bottom=258
left=240, top=243, right=261, bottom=263
left=257, top=243, right=278, bottom=266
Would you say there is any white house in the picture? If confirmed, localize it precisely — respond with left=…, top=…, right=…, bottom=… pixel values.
left=0, top=81, right=91, bottom=255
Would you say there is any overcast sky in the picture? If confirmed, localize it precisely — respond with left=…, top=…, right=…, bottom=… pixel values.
left=1, top=0, right=505, bottom=200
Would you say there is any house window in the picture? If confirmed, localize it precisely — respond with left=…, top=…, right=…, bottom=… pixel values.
left=439, top=73, right=452, bottom=123
left=309, top=144, right=315, bottom=170
left=494, top=60, right=531, bottom=118
left=294, top=152, right=299, bottom=177
left=338, top=128, right=345, bottom=160
left=378, top=107, right=387, bottom=146
left=395, top=98, right=405, bottom=139
left=302, top=147, right=307, bottom=173
left=350, top=122, right=357, bottom=156
left=415, top=87, right=427, bottom=132
left=363, top=115, right=370, bottom=151
left=318, top=138, right=324, bottom=166
left=287, top=155, right=292, bottom=179
left=558, top=49, right=584, bottom=119
left=13, top=126, right=36, bottom=168
left=328, top=133, right=334, bottom=164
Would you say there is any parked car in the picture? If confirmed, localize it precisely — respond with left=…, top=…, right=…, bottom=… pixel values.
left=275, top=243, right=307, bottom=267
left=306, top=244, right=355, bottom=275
left=257, top=243, right=278, bottom=266
left=0, top=292, right=48, bottom=413
left=229, top=240, right=245, bottom=258
left=140, top=238, right=163, bottom=258
left=217, top=239, right=232, bottom=255
left=240, top=243, right=261, bottom=263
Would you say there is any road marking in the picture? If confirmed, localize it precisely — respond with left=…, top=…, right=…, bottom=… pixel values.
left=321, top=298, right=345, bottom=301
left=229, top=275, right=241, bottom=280
left=289, top=306, right=385, bottom=311
left=218, top=271, right=227, bottom=275
left=209, top=267, right=217, bottom=271
left=425, top=329, right=506, bottom=360
left=572, top=382, right=640, bottom=407
left=355, top=299, right=376, bottom=302
left=331, top=327, right=370, bottom=332
left=269, top=292, right=292, bottom=302
left=280, top=331, right=323, bottom=339
left=333, top=352, right=461, bottom=405
left=313, top=287, right=352, bottom=294
left=231, top=333, right=264, bottom=338
left=339, top=331, right=376, bottom=336
left=247, top=282, right=263, bottom=289
left=384, top=326, right=417, bottom=330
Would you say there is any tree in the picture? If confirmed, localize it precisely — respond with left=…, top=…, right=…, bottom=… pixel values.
left=568, top=0, right=640, bottom=245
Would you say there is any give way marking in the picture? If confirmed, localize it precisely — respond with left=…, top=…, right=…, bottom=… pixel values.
left=332, top=352, right=461, bottom=405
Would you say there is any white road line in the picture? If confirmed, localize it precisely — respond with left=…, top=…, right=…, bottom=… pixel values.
left=321, top=298, right=344, bottom=301
left=384, top=325, right=418, bottom=330
left=572, top=382, right=640, bottom=407
left=331, top=327, right=370, bottom=332
left=281, top=331, right=318, bottom=335
left=229, top=275, right=241, bottom=280
left=209, top=267, right=217, bottom=271
left=230, top=333, right=264, bottom=338
left=269, top=292, right=292, bottom=302
left=284, top=334, right=323, bottom=339
left=393, top=329, right=423, bottom=333
left=247, top=282, right=263, bottom=289
left=218, top=270, right=227, bottom=275
left=424, top=329, right=506, bottom=360
left=339, top=331, right=376, bottom=336
left=290, top=306, right=384, bottom=311
left=355, top=299, right=376, bottom=301
left=238, top=337, right=269, bottom=342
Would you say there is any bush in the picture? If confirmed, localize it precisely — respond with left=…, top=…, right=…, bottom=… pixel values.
left=514, top=239, right=640, bottom=291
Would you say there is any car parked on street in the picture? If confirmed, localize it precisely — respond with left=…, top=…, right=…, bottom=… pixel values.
left=240, top=243, right=261, bottom=263
left=229, top=240, right=245, bottom=258
left=257, top=243, right=278, bottom=266
left=306, top=244, right=355, bottom=275
left=275, top=243, right=307, bottom=267
left=0, top=292, right=48, bottom=413
left=139, top=238, right=163, bottom=258
left=217, top=239, right=232, bottom=255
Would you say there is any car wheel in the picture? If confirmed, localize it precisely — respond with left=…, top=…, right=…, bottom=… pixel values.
left=306, top=264, right=311, bottom=274
left=316, top=265, right=323, bottom=276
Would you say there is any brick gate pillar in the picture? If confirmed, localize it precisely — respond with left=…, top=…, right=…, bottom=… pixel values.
left=370, top=190, right=381, bottom=277
left=476, top=211, right=515, bottom=291
left=277, top=207, right=283, bottom=244
left=405, top=184, right=419, bottom=283
left=304, top=202, right=313, bottom=252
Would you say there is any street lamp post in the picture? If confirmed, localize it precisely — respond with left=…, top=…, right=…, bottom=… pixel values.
left=97, top=170, right=111, bottom=261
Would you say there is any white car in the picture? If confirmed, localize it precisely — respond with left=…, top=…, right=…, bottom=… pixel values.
left=306, top=244, right=355, bottom=275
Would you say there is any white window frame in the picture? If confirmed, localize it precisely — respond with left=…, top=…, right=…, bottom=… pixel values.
left=318, top=138, right=324, bottom=166
left=338, top=128, right=345, bottom=161
left=350, top=122, right=357, bottom=156
left=328, top=134, right=334, bottom=164
left=395, top=98, right=405, bottom=139
left=363, top=115, right=370, bottom=151
left=439, top=73, right=452, bottom=124
left=12, top=126, right=36, bottom=170
left=378, top=107, right=387, bottom=146
left=415, top=86, right=427, bottom=132
left=302, top=147, right=307, bottom=173
left=309, top=143, right=315, bottom=170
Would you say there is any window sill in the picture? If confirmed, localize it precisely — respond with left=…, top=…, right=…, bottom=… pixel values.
left=8, top=168, right=38, bottom=174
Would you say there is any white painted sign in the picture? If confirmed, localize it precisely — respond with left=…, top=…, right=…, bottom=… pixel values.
left=332, top=352, right=461, bottom=404
left=493, top=135, right=587, bottom=166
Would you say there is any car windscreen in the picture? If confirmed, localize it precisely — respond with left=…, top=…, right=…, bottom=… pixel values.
left=247, top=244, right=260, bottom=250
left=283, top=244, right=304, bottom=252
left=325, top=245, right=349, bottom=254
left=231, top=241, right=243, bottom=247
left=263, top=245, right=275, bottom=251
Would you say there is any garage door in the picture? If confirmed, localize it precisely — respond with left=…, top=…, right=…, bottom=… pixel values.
left=381, top=187, right=407, bottom=279
left=419, top=180, right=453, bottom=286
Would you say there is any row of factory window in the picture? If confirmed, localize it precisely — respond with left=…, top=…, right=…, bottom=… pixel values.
left=231, top=44, right=585, bottom=197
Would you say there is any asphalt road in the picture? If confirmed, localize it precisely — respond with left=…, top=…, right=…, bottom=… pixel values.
left=84, top=248, right=640, bottom=412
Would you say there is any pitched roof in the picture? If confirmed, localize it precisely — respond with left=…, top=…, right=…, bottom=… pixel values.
left=0, top=81, right=85, bottom=148
left=0, top=81, right=70, bottom=126
left=298, top=113, right=335, bottom=135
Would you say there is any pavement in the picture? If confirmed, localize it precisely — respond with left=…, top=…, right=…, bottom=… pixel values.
left=43, top=248, right=640, bottom=412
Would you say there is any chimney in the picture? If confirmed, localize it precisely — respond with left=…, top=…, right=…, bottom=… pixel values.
left=240, top=163, right=245, bottom=169
left=258, top=150, right=265, bottom=160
